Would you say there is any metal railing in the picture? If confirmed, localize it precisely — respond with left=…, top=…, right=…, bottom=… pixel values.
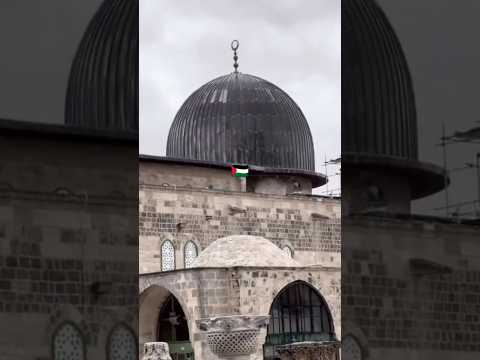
left=263, top=332, right=337, bottom=359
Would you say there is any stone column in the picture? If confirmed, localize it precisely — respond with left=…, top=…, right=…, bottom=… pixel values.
left=196, top=315, right=270, bottom=360
left=276, top=341, right=340, bottom=360
left=142, top=342, right=172, bottom=360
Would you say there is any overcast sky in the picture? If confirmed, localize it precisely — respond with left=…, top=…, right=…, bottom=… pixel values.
left=139, top=0, right=341, bottom=195
left=0, top=0, right=101, bottom=125
left=378, top=0, right=480, bottom=216
left=2, top=1, right=476, bottom=214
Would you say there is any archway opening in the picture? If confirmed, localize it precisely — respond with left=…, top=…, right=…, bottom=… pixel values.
left=264, top=281, right=336, bottom=360
left=140, top=286, right=194, bottom=360
left=157, top=295, right=193, bottom=360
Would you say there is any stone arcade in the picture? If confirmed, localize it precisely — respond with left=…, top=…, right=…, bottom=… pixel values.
left=139, top=49, right=342, bottom=359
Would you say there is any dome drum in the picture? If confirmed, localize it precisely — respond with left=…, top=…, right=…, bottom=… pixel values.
left=144, top=155, right=327, bottom=190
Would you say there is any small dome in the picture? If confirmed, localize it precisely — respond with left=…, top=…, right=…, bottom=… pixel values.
left=167, top=73, right=315, bottom=171
left=192, top=235, right=299, bottom=268
left=65, top=0, right=138, bottom=133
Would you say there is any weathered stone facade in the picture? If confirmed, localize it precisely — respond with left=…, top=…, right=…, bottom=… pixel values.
left=0, top=127, right=138, bottom=359
left=139, top=160, right=341, bottom=360
left=342, top=215, right=480, bottom=359
left=139, top=161, right=341, bottom=274
left=140, top=265, right=340, bottom=359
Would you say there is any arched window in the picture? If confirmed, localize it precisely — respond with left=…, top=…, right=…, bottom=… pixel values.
left=184, top=241, right=198, bottom=268
left=161, top=240, right=175, bottom=271
left=342, top=335, right=363, bottom=360
left=264, top=281, right=335, bottom=359
left=53, top=322, right=85, bottom=360
left=107, top=324, right=137, bottom=360
left=282, top=245, right=293, bottom=258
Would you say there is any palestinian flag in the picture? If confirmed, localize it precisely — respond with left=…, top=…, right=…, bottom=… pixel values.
left=231, top=164, right=249, bottom=177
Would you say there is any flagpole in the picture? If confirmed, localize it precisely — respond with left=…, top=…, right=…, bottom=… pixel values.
left=442, top=123, right=449, bottom=217
left=240, top=177, right=246, bottom=192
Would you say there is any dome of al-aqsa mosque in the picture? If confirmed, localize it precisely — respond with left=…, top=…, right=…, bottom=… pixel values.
left=166, top=72, right=315, bottom=172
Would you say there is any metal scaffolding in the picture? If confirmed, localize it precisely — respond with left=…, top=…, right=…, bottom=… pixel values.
left=436, top=122, right=480, bottom=219
left=318, top=156, right=341, bottom=198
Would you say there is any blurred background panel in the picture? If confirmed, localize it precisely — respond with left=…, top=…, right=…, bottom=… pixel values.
left=342, top=1, right=480, bottom=359
left=0, top=1, right=138, bottom=359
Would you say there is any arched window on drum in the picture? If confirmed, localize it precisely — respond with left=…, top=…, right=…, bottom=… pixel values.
left=184, top=241, right=198, bottom=269
left=52, top=322, right=85, bottom=360
left=161, top=240, right=175, bottom=271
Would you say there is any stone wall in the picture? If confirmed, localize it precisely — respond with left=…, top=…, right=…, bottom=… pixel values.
left=342, top=215, right=480, bottom=359
left=140, top=160, right=242, bottom=193
left=139, top=160, right=341, bottom=360
left=139, top=162, right=341, bottom=274
left=0, top=134, right=138, bottom=359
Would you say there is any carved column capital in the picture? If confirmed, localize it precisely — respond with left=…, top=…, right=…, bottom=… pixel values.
left=142, top=342, right=172, bottom=360
left=196, top=315, right=270, bottom=358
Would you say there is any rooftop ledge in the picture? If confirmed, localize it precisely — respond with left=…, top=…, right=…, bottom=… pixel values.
left=140, top=154, right=327, bottom=188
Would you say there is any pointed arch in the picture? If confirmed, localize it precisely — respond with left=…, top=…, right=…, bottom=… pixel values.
left=342, top=334, right=364, bottom=360
left=52, top=321, right=85, bottom=360
left=264, top=280, right=336, bottom=359
left=157, top=295, right=190, bottom=343
left=107, top=323, right=138, bottom=360
left=139, top=285, right=194, bottom=359
left=160, top=239, right=175, bottom=271
left=183, top=240, right=198, bottom=268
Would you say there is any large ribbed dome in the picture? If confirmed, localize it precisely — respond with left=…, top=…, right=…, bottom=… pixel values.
left=166, top=73, right=315, bottom=171
left=65, top=0, right=138, bottom=133
left=342, top=0, right=417, bottom=159
left=342, top=0, right=446, bottom=198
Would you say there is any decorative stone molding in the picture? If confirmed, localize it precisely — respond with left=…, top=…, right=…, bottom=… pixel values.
left=196, top=315, right=270, bottom=358
left=142, top=342, right=172, bottom=360
left=277, top=341, right=340, bottom=360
